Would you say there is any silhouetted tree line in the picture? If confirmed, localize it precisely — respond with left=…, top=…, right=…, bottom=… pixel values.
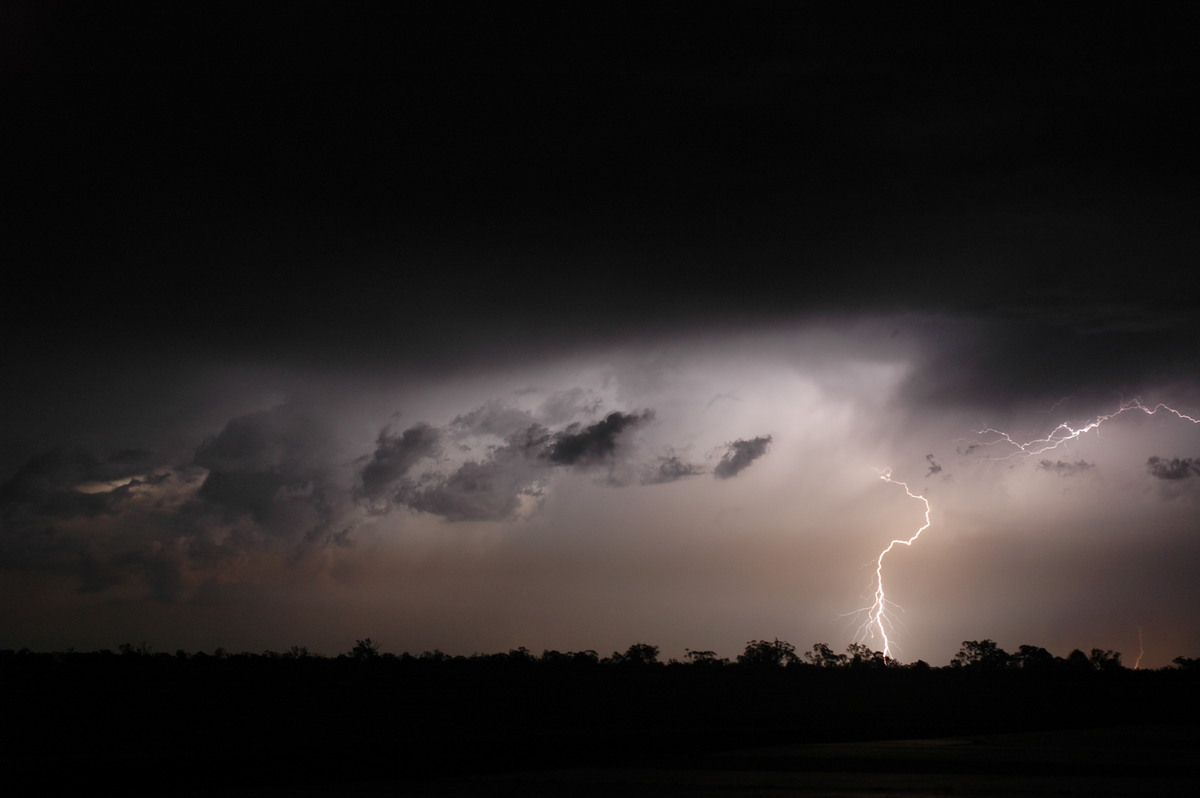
left=5, top=635, right=1200, bottom=793
left=3, top=636, right=1194, bottom=672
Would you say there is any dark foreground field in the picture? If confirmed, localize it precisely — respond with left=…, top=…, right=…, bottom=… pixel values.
left=4, top=652, right=1198, bottom=796
left=404, top=725, right=1200, bottom=797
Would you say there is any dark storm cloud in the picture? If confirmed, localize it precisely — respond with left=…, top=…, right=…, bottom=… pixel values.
left=504, top=423, right=556, bottom=460
left=450, top=401, right=537, bottom=437
left=1037, top=459, right=1096, bottom=477
left=0, top=447, right=191, bottom=600
left=0, top=402, right=357, bottom=600
left=77, top=550, right=132, bottom=594
left=0, top=521, right=85, bottom=578
left=194, top=405, right=326, bottom=474
left=76, top=548, right=185, bottom=603
left=1146, top=456, right=1200, bottom=481
left=7, top=2, right=1200, bottom=664
left=713, top=436, right=773, bottom=480
left=0, top=448, right=164, bottom=520
left=388, top=411, right=656, bottom=522
left=895, top=307, right=1200, bottom=423
left=536, top=388, right=602, bottom=425
left=358, top=423, right=441, bottom=503
left=356, top=419, right=541, bottom=520
left=396, top=424, right=551, bottom=523
left=401, top=459, right=540, bottom=523
left=643, top=455, right=706, bottom=486
left=355, top=407, right=671, bottom=522
left=8, top=2, right=1199, bottom=379
left=192, top=404, right=346, bottom=544
left=545, top=411, right=653, bottom=467
left=925, top=454, right=943, bottom=476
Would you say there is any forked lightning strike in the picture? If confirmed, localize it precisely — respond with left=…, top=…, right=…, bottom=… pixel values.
left=857, top=398, right=1198, bottom=662
left=856, top=468, right=932, bottom=660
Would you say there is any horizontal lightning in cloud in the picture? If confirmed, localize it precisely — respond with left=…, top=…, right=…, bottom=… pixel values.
left=969, top=399, right=1200, bottom=459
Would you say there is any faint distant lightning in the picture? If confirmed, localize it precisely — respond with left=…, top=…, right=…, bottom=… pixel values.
left=971, top=399, right=1200, bottom=459
left=1135, top=628, right=1145, bottom=670
left=1045, top=396, right=1072, bottom=413
left=854, top=468, right=932, bottom=660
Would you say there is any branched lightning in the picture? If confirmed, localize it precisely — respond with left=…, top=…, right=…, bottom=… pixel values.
left=969, top=399, right=1200, bottom=459
left=855, top=468, right=932, bottom=660
left=853, top=398, right=1198, bottom=663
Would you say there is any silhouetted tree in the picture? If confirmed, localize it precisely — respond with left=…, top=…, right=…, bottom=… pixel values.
left=1088, top=648, right=1123, bottom=672
left=804, top=642, right=847, bottom=668
left=950, top=639, right=1011, bottom=670
left=684, top=648, right=727, bottom=666
left=845, top=642, right=887, bottom=668
left=610, top=642, right=660, bottom=666
left=539, top=649, right=571, bottom=665
left=351, top=638, right=381, bottom=660
left=506, top=646, right=536, bottom=664
left=737, top=638, right=797, bottom=668
left=571, top=649, right=599, bottom=666
left=1012, top=644, right=1055, bottom=671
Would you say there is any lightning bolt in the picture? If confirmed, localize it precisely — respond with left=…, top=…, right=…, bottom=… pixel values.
left=855, top=468, right=932, bottom=661
left=854, top=398, right=1197, bottom=663
left=970, top=398, right=1200, bottom=459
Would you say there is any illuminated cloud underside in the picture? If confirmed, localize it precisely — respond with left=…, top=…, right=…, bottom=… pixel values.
left=3, top=320, right=1199, bottom=666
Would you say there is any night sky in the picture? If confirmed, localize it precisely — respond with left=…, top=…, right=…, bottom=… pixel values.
left=4, top=2, right=1200, bottom=667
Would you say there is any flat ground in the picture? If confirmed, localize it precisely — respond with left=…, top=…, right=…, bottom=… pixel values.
left=175, top=724, right=1199, bottom=797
